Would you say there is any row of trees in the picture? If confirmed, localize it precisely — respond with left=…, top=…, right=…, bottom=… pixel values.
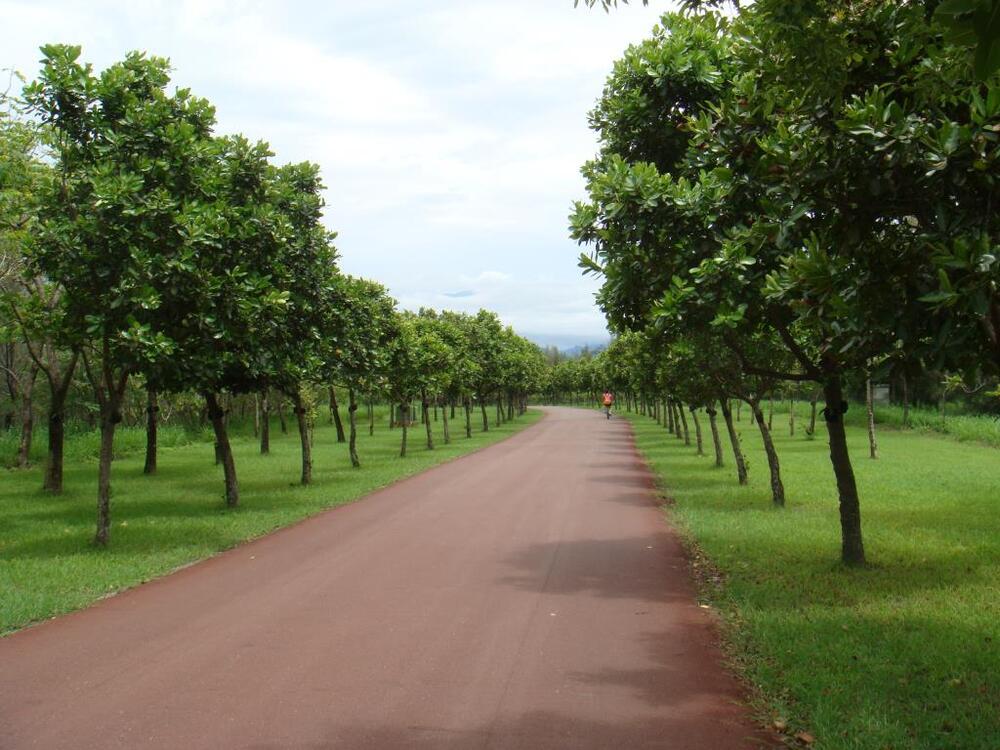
left=571, top=3, right=1000, bottom=565
left=0, top=46, right=546, bottom=545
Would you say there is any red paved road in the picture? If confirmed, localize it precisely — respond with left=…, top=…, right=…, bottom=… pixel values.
left=0, top=407, right=768, bottom=749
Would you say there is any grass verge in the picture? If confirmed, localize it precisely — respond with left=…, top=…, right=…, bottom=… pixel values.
left=622, top=408, right=1000, bottom=750
left=1, top=407, right=542, bottom=635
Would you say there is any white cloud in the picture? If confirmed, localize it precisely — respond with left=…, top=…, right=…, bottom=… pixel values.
left=0, top=0, right=669, bottom=337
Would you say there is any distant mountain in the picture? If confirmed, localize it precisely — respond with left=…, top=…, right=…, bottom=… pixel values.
left=521, top=332, right=610, bottom=354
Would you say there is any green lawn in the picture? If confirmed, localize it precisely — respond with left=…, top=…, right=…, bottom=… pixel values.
left=623, top=408, right=1000, bottom=750
left=1, top=407, right=541, bottom=635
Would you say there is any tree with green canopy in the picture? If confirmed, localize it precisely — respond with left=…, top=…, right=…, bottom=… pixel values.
left=23, top=45, right=215, bottom=544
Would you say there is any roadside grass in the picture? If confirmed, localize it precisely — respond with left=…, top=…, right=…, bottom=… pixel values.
left=753, top=398, right=1000, bottom=449
left=0, top=407, right=541, bottom=635
left=623, top=409, right=1000, bottom=750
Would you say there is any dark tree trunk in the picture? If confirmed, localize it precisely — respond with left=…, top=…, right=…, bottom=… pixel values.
left=369, top=400, right=375, bottom=436
left=706, top=405, right=723, bottom=467
left=442, top=398, right=451, bottom=444
left=789, top=396, right=796, bottom=437
left=329, top=386, right=346, bottom=443
left=480, top=399, right=489, bottom=432
left=260, top=390, right=270, bottom=454
left=866, top=378, right=878, bottom=460
left=205, top=392, right=239, bottom=507
left=42, top=349, right=79, bottom=493
left=672, top=401, right=683, bottom=440
left=767, top=395, right=774, bottom=430
left=451, top=402, right=456, bottom=420
left=465, top=398, right=473, bottom=438
left=689, top=405, right=704, bottom=456
left=822, top=373, right=865, bottom=566
left=720, top=399, right=748, bottom=485
left=400, top=403, right=409, bottom=457
left=507, top=394, right=514, bottom=421
left=95, top=407, right=117, bottom=547
left=752, top=401, right=785, bottom=507
left=277, top=398, right=288, bottom=434
left=678, top=403, right=690, bottom=446
left=807, top=390, right=819, bottom=437
left=291, top=391, right=312, bottom=485
left=253, top=392, right=260, bottom=437
left=143, top=387, right=158, bottom=475
left=901, top=372, right=910, bottom=428
left=736, top=400, right=742, bottom=422
left=16, top=364, right=38, bottom=468
left=666, top=399, right=674, bottom=432
left=422, top=390, right=434, bottom=450
left=347, top=389, right=360, bottom=468
left=44, top=407, right=66, bottom=491
left=93, top=367, right=128, bottom=547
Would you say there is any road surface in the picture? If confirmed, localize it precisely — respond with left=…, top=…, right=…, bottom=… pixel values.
left=0, top=407, right=768, bottom=749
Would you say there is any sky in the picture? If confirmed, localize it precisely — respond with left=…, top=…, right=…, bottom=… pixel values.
left=0, top=0, right=671, bottom=349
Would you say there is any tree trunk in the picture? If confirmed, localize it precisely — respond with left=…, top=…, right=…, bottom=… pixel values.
left=343, top=390, right=360, bottom=467
left=290, top=391, right=312, bottom=485
left=260, top=390, right=270, bottom=454
left=329, top=386, right=346, bottom=443
left=44, top=406, right=66, bottom=491
left=480, top=399, right=489, bottom=432
left=752, top=401, right=785, bottom=507
left=807, top=390, right=819, bottom=437
left=277, top=398, right=288, bottom=434
left=253, top=393, right=260, bottom=437
left=422, top=390, right=434, bottom=450
left=42, top=349, right=79, bottom=493
left=400, top=403, right=409, bottom=457
left=143, top=387, right=158, bottom=475
left=666, top=399, right=674, bottom=432
left=16, top=364, right=38, bottom=468
left=789, top=395, right=795, bottom=437
left=736, top=400, right=741, bottom=422
left=442, top=398, right=451, bottom=444
left=205, top=392, right=239, bottom=507
left=720, top=399, right=748, bottom=485
left=823, top=373, right=865, bottom=565
left=368, top=400, right=375, bottom=436
left=678, top=403, right=690, bottom=446
left=465, top=398, right=473, bottom=438
left=689, top=405, right=704, bottom=456
left=706, top=405, right=723, bottom=467
left=94, top=407, right=117, bottom=546
left=672, top=400, right=683, bottom=440
left=507, top=394, right=514, bottom=421
left=93, top=367, right=128, bottom=547
left=767, top=395, right=774, bottom=430
left=901, top=372, right=910, bottom=428
left=866, top=377, right=878, bottom=460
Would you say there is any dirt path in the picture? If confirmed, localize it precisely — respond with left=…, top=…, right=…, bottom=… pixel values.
left=0, top=407, right=768, bottom=749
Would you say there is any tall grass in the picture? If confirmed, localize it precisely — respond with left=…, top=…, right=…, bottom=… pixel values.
left=743, top=397, right=1000, bottom=448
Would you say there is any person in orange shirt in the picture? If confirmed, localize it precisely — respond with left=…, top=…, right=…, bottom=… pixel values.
left=601, top=390, right=614, bottom=419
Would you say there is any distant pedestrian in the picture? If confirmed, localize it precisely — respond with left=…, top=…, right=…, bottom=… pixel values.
left=601, top=390, right=614, bottom=419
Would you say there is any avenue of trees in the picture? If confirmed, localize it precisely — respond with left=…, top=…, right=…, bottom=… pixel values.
left=0, top=46, right=546, bottom=546
left=570, top=2, right=1000, bottom=565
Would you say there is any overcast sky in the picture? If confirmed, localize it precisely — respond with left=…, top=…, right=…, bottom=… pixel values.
left=0, top=0, right=670, bottom=348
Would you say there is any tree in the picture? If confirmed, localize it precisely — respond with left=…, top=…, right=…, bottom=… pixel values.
left=332, top=276, right=398, bottom=467
left=24, top=46, right=215, bottom=544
